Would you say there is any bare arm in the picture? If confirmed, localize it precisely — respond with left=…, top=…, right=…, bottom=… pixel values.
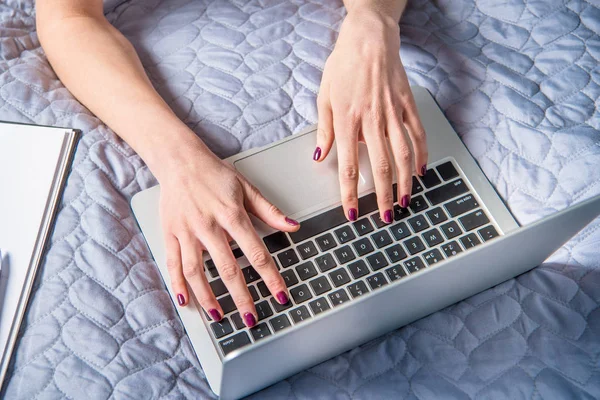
left=37, top=0, right=298, bottom=326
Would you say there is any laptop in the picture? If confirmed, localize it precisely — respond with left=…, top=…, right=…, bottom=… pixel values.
left=131, top=87, right=600, bottom=400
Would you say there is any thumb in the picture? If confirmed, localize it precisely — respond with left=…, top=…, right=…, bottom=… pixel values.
left=314, top=94, right=334, bottom=162
left=243, top=181, right=300, bottom=232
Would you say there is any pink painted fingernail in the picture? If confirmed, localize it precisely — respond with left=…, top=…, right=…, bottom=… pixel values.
left=177, top=294, right=185, bottom=306
left=313, top=147, right=322, bottom=161
left=348, top=208, right=357, bottom=221
left=276, top=291, right=289, bottom=305
left=421, top=165, right=427, bottom=176
left=285, top=217, right=299, bottom=226
left=209, top=309, right=221, bottom=321
left=384, top=210, right=393, bottom=224
left=244, top=312, right=257, bottom=328
left=401, top=195, right=410, bottom=209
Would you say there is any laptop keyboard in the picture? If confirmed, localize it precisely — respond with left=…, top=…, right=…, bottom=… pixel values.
left=203, top=160, right=501, bottom=356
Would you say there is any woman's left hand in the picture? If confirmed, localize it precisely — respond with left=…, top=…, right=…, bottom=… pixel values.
left=315, top=4, right=428, bottom=223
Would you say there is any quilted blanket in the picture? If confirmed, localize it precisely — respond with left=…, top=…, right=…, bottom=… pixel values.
left=2, top=0, right=600, bottom=398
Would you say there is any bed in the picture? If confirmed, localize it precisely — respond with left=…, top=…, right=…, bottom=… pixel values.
left=1, top=0, right=599, bottom=398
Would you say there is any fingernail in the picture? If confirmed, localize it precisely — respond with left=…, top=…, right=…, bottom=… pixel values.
left=421, top=165, right=427, bottom=176
left=285, top=217, right=299, bottom=226
left=348, top=208, right=358, bottom=221
left=208, top=309, right=221, bottom=321
left=276, top=291, right=289, bottom=305
left=244, top=312, right=257, bottom=328
left=401, top=195, right=410, bottom=209
left=384, top=210, right=393, bottom=224
left=313, top=147, right=322, bottom=161
left=177, top=294, right=185, bottom=306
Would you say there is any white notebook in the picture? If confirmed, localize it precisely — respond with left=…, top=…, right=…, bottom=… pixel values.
left=0, top=121, right=78, bottom=385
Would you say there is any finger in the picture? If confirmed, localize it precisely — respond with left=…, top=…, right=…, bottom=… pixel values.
left=388, top=116, right=414, bottom=209
left=315, top=94, right=335, bottom=162
left=179, top=233, right=224, bottom=321
left=202, top=225, right=258, bottom=327
left=363, top=120, right=394, bottom=224
left=220, top=211, right=290, bottom=305
left=164, top=233, right=188, bottom=307
left=334, top=115, right=360, bottom=221
left=243, top=181, right=300, bottom=232
left=401, top=88, right=428, bottom=176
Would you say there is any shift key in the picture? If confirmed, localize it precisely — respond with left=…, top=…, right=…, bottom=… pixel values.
left=425, top=179, right=469, bottom=205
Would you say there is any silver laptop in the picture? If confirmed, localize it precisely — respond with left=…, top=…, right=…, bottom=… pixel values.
left=131, top=87, right=600, bottom=400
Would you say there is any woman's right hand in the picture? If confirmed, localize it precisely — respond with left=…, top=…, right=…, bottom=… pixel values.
left=156, top=135, right=300, bottom=328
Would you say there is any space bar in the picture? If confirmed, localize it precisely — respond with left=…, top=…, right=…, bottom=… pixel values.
left=289, top=192, right=378, bottom=244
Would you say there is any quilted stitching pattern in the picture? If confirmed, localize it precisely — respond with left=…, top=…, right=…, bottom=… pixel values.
left=1, top=0, right=599, bottom=398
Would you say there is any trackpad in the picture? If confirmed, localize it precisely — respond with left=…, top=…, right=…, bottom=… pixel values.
left=234, top=130, right=374, bottom=216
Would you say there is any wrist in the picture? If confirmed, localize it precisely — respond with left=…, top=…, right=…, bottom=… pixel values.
left=345, top=1, right=403, bottom=25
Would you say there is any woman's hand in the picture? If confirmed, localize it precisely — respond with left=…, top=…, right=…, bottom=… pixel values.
left=315, top=5, right=428, bottom=223
left=157, top=137, right=299, bottom=327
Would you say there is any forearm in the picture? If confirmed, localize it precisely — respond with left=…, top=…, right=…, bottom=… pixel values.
left=343, top=0, right=407, bottom=22
left=36, top=6, right=205, bottom=181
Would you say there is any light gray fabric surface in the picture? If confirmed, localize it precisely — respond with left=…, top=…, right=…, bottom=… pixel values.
left=1, top=0, right=599, bottom=398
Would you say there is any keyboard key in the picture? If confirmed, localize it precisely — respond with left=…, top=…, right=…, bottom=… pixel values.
left=281, top=269, right=299, bottom=287
left=348, top=259, right=370, bottom=279
left=371, top=213, right=387, bottom=229
left=329, top=267, right=351, bottom=287
left=459, top=210, right=490, bottom=231
left=297, top=240, right=319, bottom=260
left=270, top=314, right=292, bottom=332
left=425, top=179, right=469, bottom=206
left=442, top=241, right=463, bottom=258
left=440, top=221, right=462, bottom=239
left=249, top=286, right=260, bottom=302
left=411, top=176, right=424, bottom=194
left=315, top=233, right=337, bottom=252
left=436, top=161, right=459, bottom=181
left=232, top=248, right=245, bottom=259
left=334, top=245, right=356, bottom=264
left=409, top=195, right=429, bottom=213
left=263, top=231, right=291, bottom=254
left=277, top=249, right=299, bottom=268
left=219, top=332, right=251, bottom=356
left=290, top=305, right=312, bottom=323
left=460, top=233, right=481, bottom=249
left=404, top=237, right=426, bottom=255
left=358, top=192, right=380, bottom=214
left=250, top=323, right=272, bottom=341
left=371, top=230, right=393, bottom=248
left=328, top=289, right=351, bottom=306
left=289, top=206, right=346, bottom=244
left=445, top=194, right=479, bottom=217
left=334, top=225, right=356, bottom=244
left=271, top=296, right=293, bottom=313
left=366, top=252, right=389, bottom=271
left=479, top=225, right=499, bottom=241
left=255, top=300, right=274, bottom=320
left=218, top=295, right=236, bottom=315
left=353, top=218, right=374, bottom=236
left=315, top=253, right=337, bottom=272
left=309, top=297, right=331, bottom=315
left=205, top=259, right=219, bottom=278
left=422, top=228, right=444, bottom=247
left=366, top=273, right=388, bottom=290
left=211, top=318, right=233, bottom=339
left=290, top=284, right=313, bottom=303
left=295, top=261, right=318, bottom=281
left=210, top=278, right=228, bottom=297
left=390, top=222, right=411, bottom=241
left=425, top=207, right=448, bottom=225
left=421, top=169, right=442, bottom=188
left=385, top=244, right=407, bottom=263
left=310, top=276, right=332, bottom=296
left=353, top=237, right=375, bottom=256
left=347, top=281, right=369, bottom=298
left=386, top=265, right=407, bottom=281
left=242, top=266, right=260, bottom=283
left=231, top=312, right=245, bottom=330
left=403, top=257, right=426, bottom=273
left=408, top=215, right=430, bottom=233
left=393, top=204, right=411, bottom=221
left=257, top=281, right=270, bottom=297
left=423, top=249, right=444, bottom=265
